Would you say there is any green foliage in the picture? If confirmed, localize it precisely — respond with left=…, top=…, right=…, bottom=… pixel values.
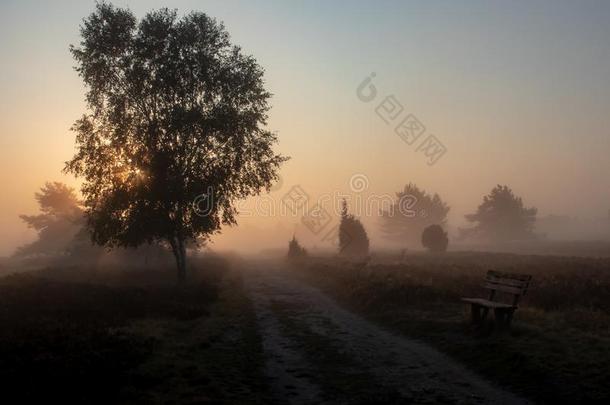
left=380, top=183, right=450, bottom=247
left=339, top=200, right=369, bottom=258
left=65, top=3, right=287, bottom=280
left=421, top=224, right=448, bottom=253
left=462, top=185, right=537, bottom=242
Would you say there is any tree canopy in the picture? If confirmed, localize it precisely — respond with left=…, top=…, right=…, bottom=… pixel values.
left=65, top=3, right=287, bottom=280
left=461, top=185, right=537, bottom=242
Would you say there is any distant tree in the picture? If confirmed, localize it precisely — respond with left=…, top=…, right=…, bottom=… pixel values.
left=65, top=4, right=287, bottom=282
left=17, top=182, right=84, bottom=257
left=461, top=185, right=537, bottom=242
left=380, top=183, right=450, bottom=247
left=339, top=199, right=369, bottom=258
left=287, top=236, right=307, bottom=259
left=421, top=224, right=448, bottom=253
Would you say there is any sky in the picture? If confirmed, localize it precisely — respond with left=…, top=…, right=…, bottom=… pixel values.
left=1, top=0, right=610, bottom=255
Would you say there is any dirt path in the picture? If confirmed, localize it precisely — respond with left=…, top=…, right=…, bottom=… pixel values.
left=243, top=261, right=528, bottom=404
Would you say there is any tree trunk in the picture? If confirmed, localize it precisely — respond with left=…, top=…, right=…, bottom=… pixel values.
left=178, top=237, right=187, bottom=283
left=170, top=236, right=187, bottom=284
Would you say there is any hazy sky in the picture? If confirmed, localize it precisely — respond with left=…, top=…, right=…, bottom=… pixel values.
left=1, top=0, right=610, bottom=255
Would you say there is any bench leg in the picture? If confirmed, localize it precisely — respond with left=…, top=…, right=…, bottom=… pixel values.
left=506, top=309, right=515, bottom=327
left=494, top=308, right=514, bottom=329
left=471, top=305, right=491, bottom=324
left=471, top=304, right=482, bottom=324
left=481, top=307, right=490, bottom=322
left=494, top=308, right=505, bottom=326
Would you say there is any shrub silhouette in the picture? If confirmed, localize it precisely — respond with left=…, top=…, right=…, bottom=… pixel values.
left=421, top=224, right=448, bottom=253
left=339, top=200, right=369, bottom=258
left=17, top=182, right=86, bottom=257
left=287, top=236, right=307, bottom=258
left=380, top=183, right=450, bottom=248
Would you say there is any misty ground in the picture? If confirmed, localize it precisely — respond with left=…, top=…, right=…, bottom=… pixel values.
left=1, top=252, right=609, bottom=404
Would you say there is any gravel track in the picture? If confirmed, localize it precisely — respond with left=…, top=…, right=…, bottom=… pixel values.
left=243, top=262, right=528, bottom=405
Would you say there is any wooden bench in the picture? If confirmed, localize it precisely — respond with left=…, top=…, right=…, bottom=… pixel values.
left=461, top=270, right=532, bottom=327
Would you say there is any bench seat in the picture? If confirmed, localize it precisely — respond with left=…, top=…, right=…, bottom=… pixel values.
left=461, top=298, right=516, bottom=309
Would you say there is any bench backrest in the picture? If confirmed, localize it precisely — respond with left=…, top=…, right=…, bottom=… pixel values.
left=484, top=270, right=532, bottom=306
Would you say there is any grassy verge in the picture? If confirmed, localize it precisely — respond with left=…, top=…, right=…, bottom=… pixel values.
left=0, top=257, right=270, bottom=403
left=125, top=268, right=271, bottom=404
left=297, top=253, right=610, bottom=404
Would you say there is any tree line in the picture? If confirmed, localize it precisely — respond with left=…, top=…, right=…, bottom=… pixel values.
left=15, top=179, right=538, bottom=265
left=289, top=183, right=537, bottom=259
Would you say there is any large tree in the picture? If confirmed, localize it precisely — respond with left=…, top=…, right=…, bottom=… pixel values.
left=461, top=185, right=537, bottom=242
left=65, top=3, right=286, bottom=281
left=380, top=183, right=450, bottom=247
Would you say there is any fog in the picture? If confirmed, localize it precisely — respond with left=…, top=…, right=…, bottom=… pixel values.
left=2, top=0, right=610, bottom=258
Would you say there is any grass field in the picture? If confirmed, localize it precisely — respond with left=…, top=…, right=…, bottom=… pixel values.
left=0, top=256, right=270, bottom=404
left=297, top=252, right=610, bottom=404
